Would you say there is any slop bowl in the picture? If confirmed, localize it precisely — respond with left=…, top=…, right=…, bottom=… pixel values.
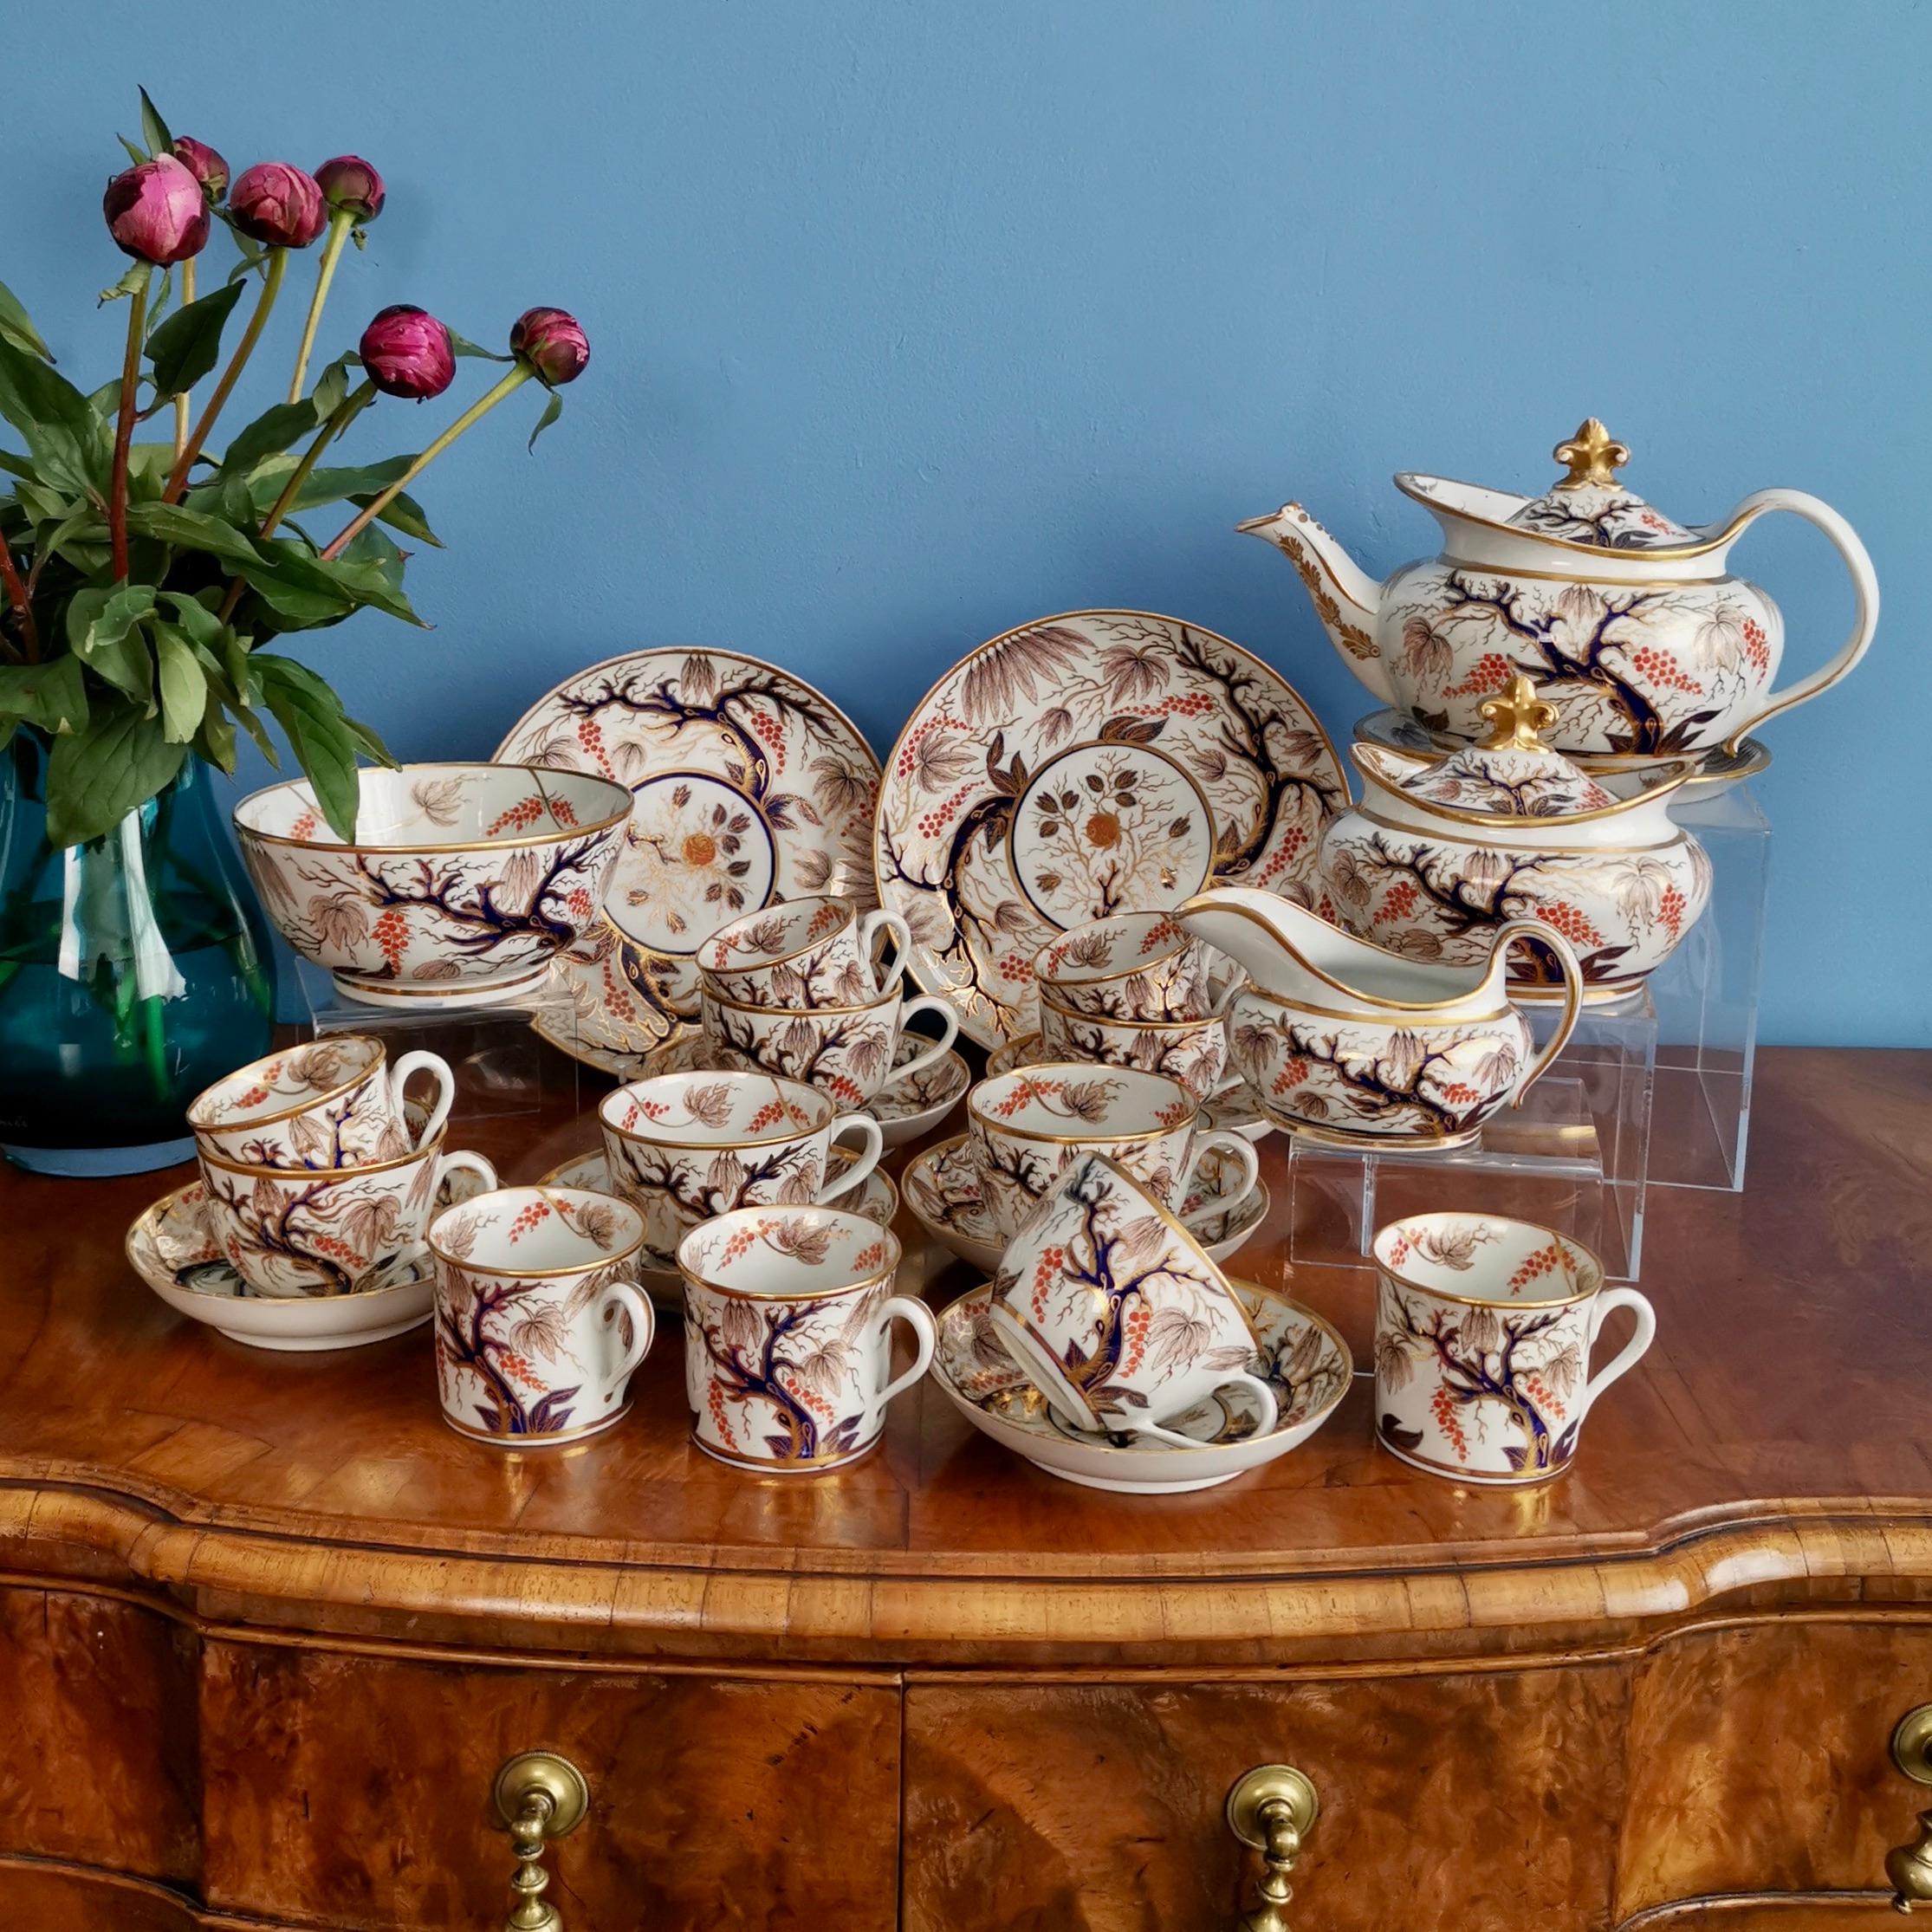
left=234, top=762, right=632, bottom=1008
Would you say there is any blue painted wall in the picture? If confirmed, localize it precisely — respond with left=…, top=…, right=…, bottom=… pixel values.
left=5, top=1, right=1926, bottom=1043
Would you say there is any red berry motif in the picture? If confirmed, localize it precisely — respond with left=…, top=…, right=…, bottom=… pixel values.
left=1445, top=652, right=1514, bottom=698
left=1657, top=883, right=1687, bottom=940
left=373, top=907, right=410, bottom=971
left=487, top=795, right=548, bottom=838
left=508, top=1199, right=553, bottom=1243
left=289, top=811, right=318, bottom=842
left=1374, top=880, right=1420, bottom=927
left=1626, top=645, right=1702, bottom=694
left=1535, top=901, right=1602, bottom=950
left=1741, top=619, right=1770, bottom=677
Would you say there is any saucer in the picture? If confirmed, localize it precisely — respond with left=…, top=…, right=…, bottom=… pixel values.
left=932, top=1278, right=1351, bottom=1493
left=126, top=1165, right=489, bottom=1352
left=983, top=1032, right=1271, bottom=1143
left=903, top=1131, right=1269, bottom=1274
left=536, top=1144, right=899, bottom=1312
left=535, top=1025, right=969, bottom=1150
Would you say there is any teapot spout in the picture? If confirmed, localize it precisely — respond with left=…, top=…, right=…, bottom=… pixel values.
left=1236, top=502, right=1392, bottom=703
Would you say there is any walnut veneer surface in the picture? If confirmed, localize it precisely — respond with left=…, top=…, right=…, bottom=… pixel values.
left=1, top=1043, right=1929, bottom=1930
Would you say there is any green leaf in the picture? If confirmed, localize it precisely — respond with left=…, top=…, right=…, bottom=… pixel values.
left=528, top=389, right=563, bottom=451
left=311, top=353, right=356, bottom=418
left=138, top=87, right=173, bottom=159
left=195, top=701, right=237, bottom=772
left=66, top=583, right=157, bottom=709
left=291, top=457, right=417, bottom=507
left=0, top=656, right=88, bottom=735
left=145, top=280, right=244, bottom=399
left=253, top=653, right=361, bottom=838
left=153, top=621, right=207, bottom=742
left=32, top=502, right=105, bottom=578
left=117, top=133, right=149, bottom=171
left=448, top=331, right=515, bottom=363
left=0, top=337, right=111, bottom=499
left=350, top=486, right=438, bottom=547
left=125, top=498, right=262, bottom=568
left=0, top=280, right=54, bottom=363
left=219, top=398, right=320, bottom=477
left=342, top=710, right=397, bottom=768
left=225, top=238, right=269, bottom=285
left=158, top=587, right=224, bottom=646
left=233, top=701, right=278, bottom=764
left=44, top=697, right=187, bottom=846
left=98, top=260, right=152, bottom=307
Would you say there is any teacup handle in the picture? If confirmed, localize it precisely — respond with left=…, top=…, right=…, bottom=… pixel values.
left=820, top=1115, right=885, bottom=1202
left=1122, top=1369, right=1280, bottom=1448
left=859, top=910, right=913, bottom=997
left=1579, top=1286, right=1656, bottom=1417
left=1493, top=921, right=1582, bottom=1104
left=389, top=1049, right=455, bottom=1148
left=595, top=1279, right=655, bottom=1394
left=1177, top=1130, right=1260, bottom=1235
left=884, top=995, right=960, bottom=1089
left=861, top=1293, right=937, bottom=1430
left=434, top=1148, right=500, bottom=1195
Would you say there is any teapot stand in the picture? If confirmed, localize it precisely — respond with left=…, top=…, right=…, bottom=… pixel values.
left=1282, top=781, right=1769, bottom=1286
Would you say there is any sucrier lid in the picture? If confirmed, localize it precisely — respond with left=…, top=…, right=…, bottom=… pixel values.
left=1502, top=418, right=1697, bottom=551
left=1394, top=677, right=1619, bottom=817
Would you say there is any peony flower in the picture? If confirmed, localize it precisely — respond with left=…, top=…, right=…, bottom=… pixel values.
left=228, top=162, right=327, bottom=248
left=102, top=153, right=210, bottom=265
left=510, top=307, right=590, bottom=384
left=170, top=136, right=230, bottom=202
left=315, top=154, right=385, bottom=221
left=359, top=305, right=456, bottom=399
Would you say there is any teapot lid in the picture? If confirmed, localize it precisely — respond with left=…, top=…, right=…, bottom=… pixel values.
left=1394, top=677, right=1620, bottom=817
left=1503, top=419, right=1695, bottom=551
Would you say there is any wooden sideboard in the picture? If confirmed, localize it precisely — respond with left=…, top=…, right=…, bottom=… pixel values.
left=3, top=1044, right=1930, bottom=1930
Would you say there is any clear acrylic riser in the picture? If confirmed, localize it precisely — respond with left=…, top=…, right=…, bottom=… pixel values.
left=295, top=958, right=581, bottom=1142
left=1286, top=782, right=1768, bottom=1285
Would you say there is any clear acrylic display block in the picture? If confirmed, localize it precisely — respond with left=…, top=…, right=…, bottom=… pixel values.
left=1281, top=780, right=1769, bottom=1282
left=1646, top=781, right=1770, bottom=1193
left=294, top=957, right=580, bottom=1136
left=1287, top=995, right=1656, bottom=1283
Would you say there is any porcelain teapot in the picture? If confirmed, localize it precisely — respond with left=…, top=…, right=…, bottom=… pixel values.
left=1174, top=885, right=1581, bottom=1149
left=1319, top=677, right=1711, bottom=1006
left=1241, top=418, right=1878, bottom=756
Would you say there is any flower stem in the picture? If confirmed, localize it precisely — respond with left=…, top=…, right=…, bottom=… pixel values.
left=288, top=210, right=353, bottom=405
left=0, top=542, right=37, bottom=662
left=163, top=249, right=287, bottom=503
left=109, top=265, right=152, bottom=580
left=171, top=256, right=196, bottom=462
left=217, top=378, right=377, bottom=622
left=321, top=365, right=531, bottom=559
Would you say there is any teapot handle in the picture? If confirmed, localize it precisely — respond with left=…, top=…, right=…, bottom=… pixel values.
left=1718, top=488, right=1878, bottom=754
left=1492, top=922, right=1582, bottom=1104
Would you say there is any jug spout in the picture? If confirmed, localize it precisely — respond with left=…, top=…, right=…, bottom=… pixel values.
left=1236, top=502, right=1392, bottom=704
left=1173, top=885, right=1341, bottom=999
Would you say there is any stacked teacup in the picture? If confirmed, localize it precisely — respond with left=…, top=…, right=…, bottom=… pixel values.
left=1032, top=911, right=1234, bottom=1104
left=187, top=1036, right=496, bottom=1298
left=695, top=894, right=961, bottom=1115
left=985, top=1147, right=1279, bottom=1447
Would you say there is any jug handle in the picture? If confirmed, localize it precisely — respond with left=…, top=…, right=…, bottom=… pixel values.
left=1492, top=922, right=1582, bottom=1104
left=1716, top=488, right=1878, bottom=754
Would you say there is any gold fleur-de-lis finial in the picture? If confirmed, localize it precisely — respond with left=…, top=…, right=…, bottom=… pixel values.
left=1479, top=675, right=1559, bottom=751
left=1553, top=418, right=1630, bottom=488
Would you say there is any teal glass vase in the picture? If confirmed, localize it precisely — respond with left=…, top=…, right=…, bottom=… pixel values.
left=0, top=731, right=276, bottom=1176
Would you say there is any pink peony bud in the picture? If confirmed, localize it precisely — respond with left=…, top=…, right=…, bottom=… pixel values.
left=228, top=162, right=327, bottom=249
left=102, top=153, right=211, bottom=266
left=315, top=154, right=385, bottom=222
left=510, top=308, right=590, bottom=386
left=359, top=305, right=455, bottom=399
left=170, top=136, right=230, bottom=202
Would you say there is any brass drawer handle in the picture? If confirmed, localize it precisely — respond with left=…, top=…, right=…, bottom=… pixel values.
left=495, top=1750, right=589, bottom=1932
left=1890, top=1706, right=1932, bottom=1913
left=1224, top=1763, right=1320, bottom=1932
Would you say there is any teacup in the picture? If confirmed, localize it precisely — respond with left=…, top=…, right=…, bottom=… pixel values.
left=1371, top=1212, right=1656, bottom=1485
left=198, top=1135, right=499, bottom=1298
left=427, top=1186, right=654, bottom=1445
left=188, top=1035, right=454, bottom=1170
left=703, top=980, right=960, bottom=1110
left=1034, top=911, right=1214, bottom=1021
left=966, top=1063, right=1259, bottom=1242
left=699, top=895, right=911, bottom=1009
left=1037, top=991, right=1231, bottom=1105
left=988, top=1151, right=1279, bottom=1445
left=598, top=1070, right=885, bottom=1269
left=677, top=1206, right=935, bottom=1473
